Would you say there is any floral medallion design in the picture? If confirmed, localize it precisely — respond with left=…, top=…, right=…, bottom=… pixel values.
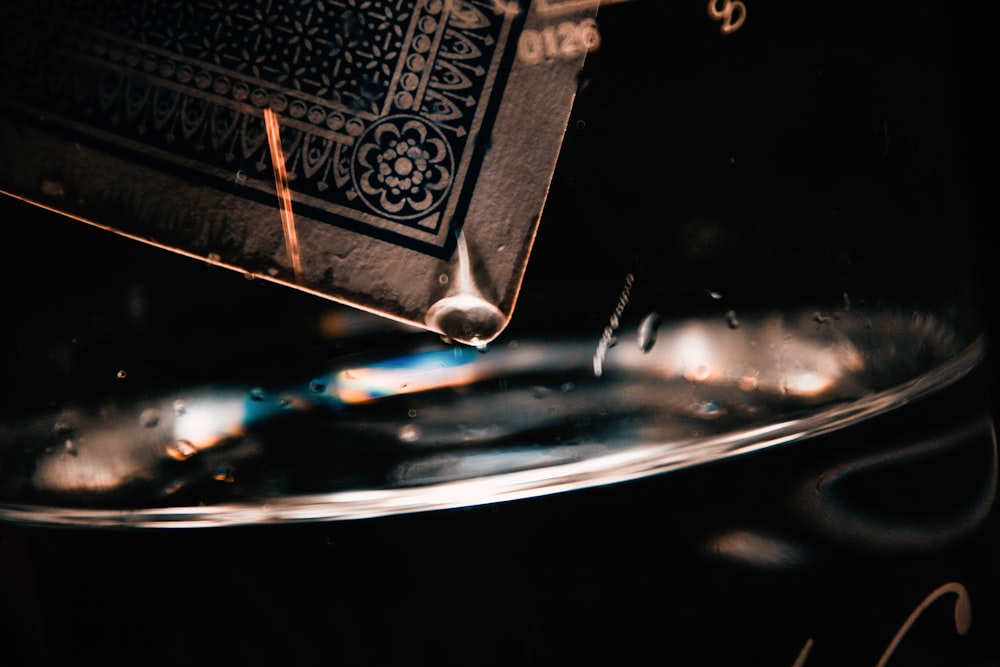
left=353, top=115, right=453, bottom=221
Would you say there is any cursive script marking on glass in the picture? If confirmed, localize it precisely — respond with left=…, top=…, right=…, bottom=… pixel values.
left=791, top=581, right=972, bottom=667
left=707, top=0, right=747, bottom=34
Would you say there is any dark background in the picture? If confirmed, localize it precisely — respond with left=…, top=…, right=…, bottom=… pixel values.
left=2, top=1, right=997, bottom=665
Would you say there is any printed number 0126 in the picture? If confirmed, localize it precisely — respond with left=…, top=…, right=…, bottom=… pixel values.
left=517, top=18, right=601, bottom=65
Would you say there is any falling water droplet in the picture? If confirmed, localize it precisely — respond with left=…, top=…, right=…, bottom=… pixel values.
left=139, top=408, right=161, bottom=428
left=638, top=311, right=663, bottom=352
left=166, top=440, right=197, bottom=460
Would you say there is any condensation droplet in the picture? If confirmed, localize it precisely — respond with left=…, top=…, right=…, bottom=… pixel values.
left=707, top=290, right=723, bottom=300
left=166, top=440, right=197, bottom=460
left=213, top=465, right=236, bottom=483
left=308, top=378, right=327, bottom=393
left=116, top=369, right=127, bottom=379
left=172, top=399, right=187, bottom=416
left=726, top=310, right=740, bottom=329
left=407, top=408, right=418, bottom=418
left=64, top=440, right=78, bottom=456
left=398, top=423, right=421, bottom=443
left=139, top=408, right=161, bottom=428
left=249, top=387, right=266, bottom=402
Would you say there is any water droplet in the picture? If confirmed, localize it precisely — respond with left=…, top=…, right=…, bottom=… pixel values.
left=407, top=408, right=418, bottom=418
left=438, top=273, right=449, bottom=285
left=40, top=180, right=66, bottom=197
left=425, top=231, right=506, bottom=346
left=249, top=387, right=266, bottom=401
left=425, top=293, right=505, bottom=347
left=279, top=395, right=293, bottom=408
left=213, top=465, right=236, bottom=483
left=166, top=440, right=197, bottom=460
left=116, top=369, right=127, bottom=379
left=172, top=399, right=187, bottom=416
left=139, top=408, right=161, bottom=428
left=707, top=290, right=723, bottom=300
left=726, top=310, right=740, bottom=329
left=64, top=440, right=78, bottom=456
left=308, top=378, right=327, bottom=393
left=638, top=311, right=663, bottom=352
left=398, top=423, right=421, bottom=443
left=53, top=414, right=77, bottom=438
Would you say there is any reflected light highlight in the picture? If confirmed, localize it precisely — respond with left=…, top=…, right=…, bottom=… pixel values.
left=334, top=348, right=481, bottom=403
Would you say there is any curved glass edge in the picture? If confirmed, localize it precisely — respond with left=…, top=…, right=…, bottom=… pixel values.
left=0, top=335, right=988, bottom=530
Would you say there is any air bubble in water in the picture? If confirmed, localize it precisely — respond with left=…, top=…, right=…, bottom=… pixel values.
left=166, top=440, right=197, bottom=460
left=532, top=386, right=552, bottom=399
left=139, top=408, right=161, bottom=428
